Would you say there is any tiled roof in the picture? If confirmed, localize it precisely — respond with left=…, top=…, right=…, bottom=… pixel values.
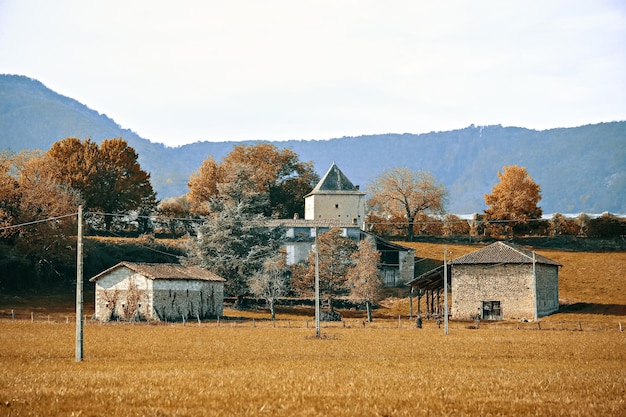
left=306, top=163, right=365, bottom=195
left=90, top=262, right=226, bottom=282
left=449, top=242, right=561, bottom=266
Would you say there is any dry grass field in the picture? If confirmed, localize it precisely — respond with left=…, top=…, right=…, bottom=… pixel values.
left=1, top=322, right=625, bottom=417
left=0, top=242, right=625, bottom=416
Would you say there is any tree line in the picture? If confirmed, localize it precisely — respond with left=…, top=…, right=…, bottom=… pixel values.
left=1, top=137, right=624, bottom=299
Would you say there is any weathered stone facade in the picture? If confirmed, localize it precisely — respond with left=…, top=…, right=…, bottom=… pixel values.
left=450, top=242, right=560, bottom=321
left=91, top=263, right=225, bottom=322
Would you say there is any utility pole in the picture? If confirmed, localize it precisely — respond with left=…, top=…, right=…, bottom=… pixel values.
left=314, top=226, right=320, bottom=338
left=443, top=245, right=449, bottom=335
left=532, top=251, right=538, bottom=322
left=75, top=205, right=84, bottom=362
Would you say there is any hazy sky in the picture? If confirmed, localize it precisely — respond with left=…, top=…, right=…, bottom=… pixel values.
left=1, top=1, right=625, bottom=146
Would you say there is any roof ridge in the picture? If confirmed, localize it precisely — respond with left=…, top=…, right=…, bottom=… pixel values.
left=500, top=241, right=534, bottom=261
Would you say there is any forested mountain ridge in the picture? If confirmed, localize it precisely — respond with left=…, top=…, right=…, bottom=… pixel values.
left=1, top=74, right=625, bottom=214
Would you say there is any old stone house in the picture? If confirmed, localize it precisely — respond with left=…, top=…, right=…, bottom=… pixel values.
left=450, top=242, right=561, bottom=321
left=90, top=262, right=225, bottom=321
left=267, top=163, right=415, bottom=286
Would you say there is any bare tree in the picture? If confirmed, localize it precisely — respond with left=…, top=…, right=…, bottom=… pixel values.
left=367, top=168, right=447, bottom=241
left=347, top=236, right=381, bottom=322
left=249, top=253, right=290, bottom=320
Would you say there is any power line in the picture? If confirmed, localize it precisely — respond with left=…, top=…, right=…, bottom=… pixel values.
left=0, top=212, right=77, bottom=232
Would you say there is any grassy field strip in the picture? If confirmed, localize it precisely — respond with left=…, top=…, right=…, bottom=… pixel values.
left=1, top=322, right=624, bottom=416
left=1, top=315, right=625, bottom=334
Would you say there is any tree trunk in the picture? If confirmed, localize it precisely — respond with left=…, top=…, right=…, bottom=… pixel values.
left=407, top=219, right=415, bottom=242
left=270, top=299, right=276, bottom=321
left=235, top=294, right=245, bottom=309
left=366, top=300, right=373, bottom=322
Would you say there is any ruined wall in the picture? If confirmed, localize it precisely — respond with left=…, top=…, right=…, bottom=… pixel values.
left=451, top=264, right=536, bottom=320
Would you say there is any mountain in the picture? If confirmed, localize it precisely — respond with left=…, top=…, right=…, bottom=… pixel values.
left=1, top=74, right=625, bottom=214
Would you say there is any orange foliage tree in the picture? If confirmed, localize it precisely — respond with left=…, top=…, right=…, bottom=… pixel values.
left=484, top=165, right=542, bottom=238
left=46, top=138, right=156, bottom=231
left=187, top=144, right=318, bottom=218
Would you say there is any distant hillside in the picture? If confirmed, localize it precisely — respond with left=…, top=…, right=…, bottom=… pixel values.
left=1, top=74, right=625, bottom=214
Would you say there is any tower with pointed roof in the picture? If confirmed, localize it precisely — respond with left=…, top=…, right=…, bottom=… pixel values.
left=304, top=163, right=366, bottom=228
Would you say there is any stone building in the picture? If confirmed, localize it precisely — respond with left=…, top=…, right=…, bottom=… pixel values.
left=90, top=262, right=225, bottom=321
left=267, top=163, right=415, bottom=287
left=304, top=162, right=366, bottom=228
left=450, top=242, right=561, bottom=321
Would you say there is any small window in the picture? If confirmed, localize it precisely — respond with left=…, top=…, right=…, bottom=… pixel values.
left=335, top=204, right=339, bottom=209
left=482, top=301, right=502, bottom=320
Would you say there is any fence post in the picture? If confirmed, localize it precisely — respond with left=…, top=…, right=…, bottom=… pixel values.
left=619, top=322, right=623, bottom=332
left=578, top=321, right=583, bottom=331
left=11, top=309, right=14, bottom=320
left=31, top=312, right=34, bottom=322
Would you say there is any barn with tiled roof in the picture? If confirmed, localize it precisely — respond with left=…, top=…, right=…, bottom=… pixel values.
left=450, top=241, right=561, bottom=321
left=90, top=262, right=225, bottom=322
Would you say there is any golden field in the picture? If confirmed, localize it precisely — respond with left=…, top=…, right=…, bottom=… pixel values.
left=0, top=242, right=625, bottom=416
left=0, top=322, right=625, bottom=417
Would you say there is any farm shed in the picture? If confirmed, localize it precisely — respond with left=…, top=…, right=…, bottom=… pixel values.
left=450, top=242, right=561, bottom=321
left=90, top=262, right=225, bottom=322
left=406, top=264, right=451, bottom=319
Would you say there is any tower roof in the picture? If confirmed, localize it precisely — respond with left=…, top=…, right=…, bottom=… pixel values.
left=306, top=163, right=365, bottom=196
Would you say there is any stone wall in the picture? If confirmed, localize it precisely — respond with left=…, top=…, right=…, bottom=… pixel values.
left=535, top=264, right=559, bottom=317
left=451, top=264, right=536, bottom=320
left=94, top=267, right=153, bottom=321
left=398, top=249, right=415, bottom=285
left=305, top=193, right=366, bottom=227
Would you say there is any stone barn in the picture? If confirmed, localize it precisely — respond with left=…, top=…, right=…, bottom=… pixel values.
left=90, top=262, right=225, bottom=322
left=450, top=242, right=561, bottom=321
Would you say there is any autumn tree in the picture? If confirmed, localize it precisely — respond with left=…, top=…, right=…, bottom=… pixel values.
left=187, top=143, right=319, bottom=218
left=187, top=156, right=223, bottom=215
left=291, top=228, right=357, bottom=313
left=46, top=137, right=156, bottom=230
left=248, top=253, right=290, bottom=320
left=0, top=151, right=21, bottom=236
left=367, top=168, right=447, bottom=241
left=346, top=236, right=381, bottom=322
left=484, top=165, right=542, bottom=238
left=0, top=151, right=81, bottom=289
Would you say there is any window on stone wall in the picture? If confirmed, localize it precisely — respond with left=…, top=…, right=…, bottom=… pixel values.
left=482, top=300, right=502, bottom=320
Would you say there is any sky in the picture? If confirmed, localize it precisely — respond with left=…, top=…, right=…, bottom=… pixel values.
left=1, top=1, right=625, bottom=147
